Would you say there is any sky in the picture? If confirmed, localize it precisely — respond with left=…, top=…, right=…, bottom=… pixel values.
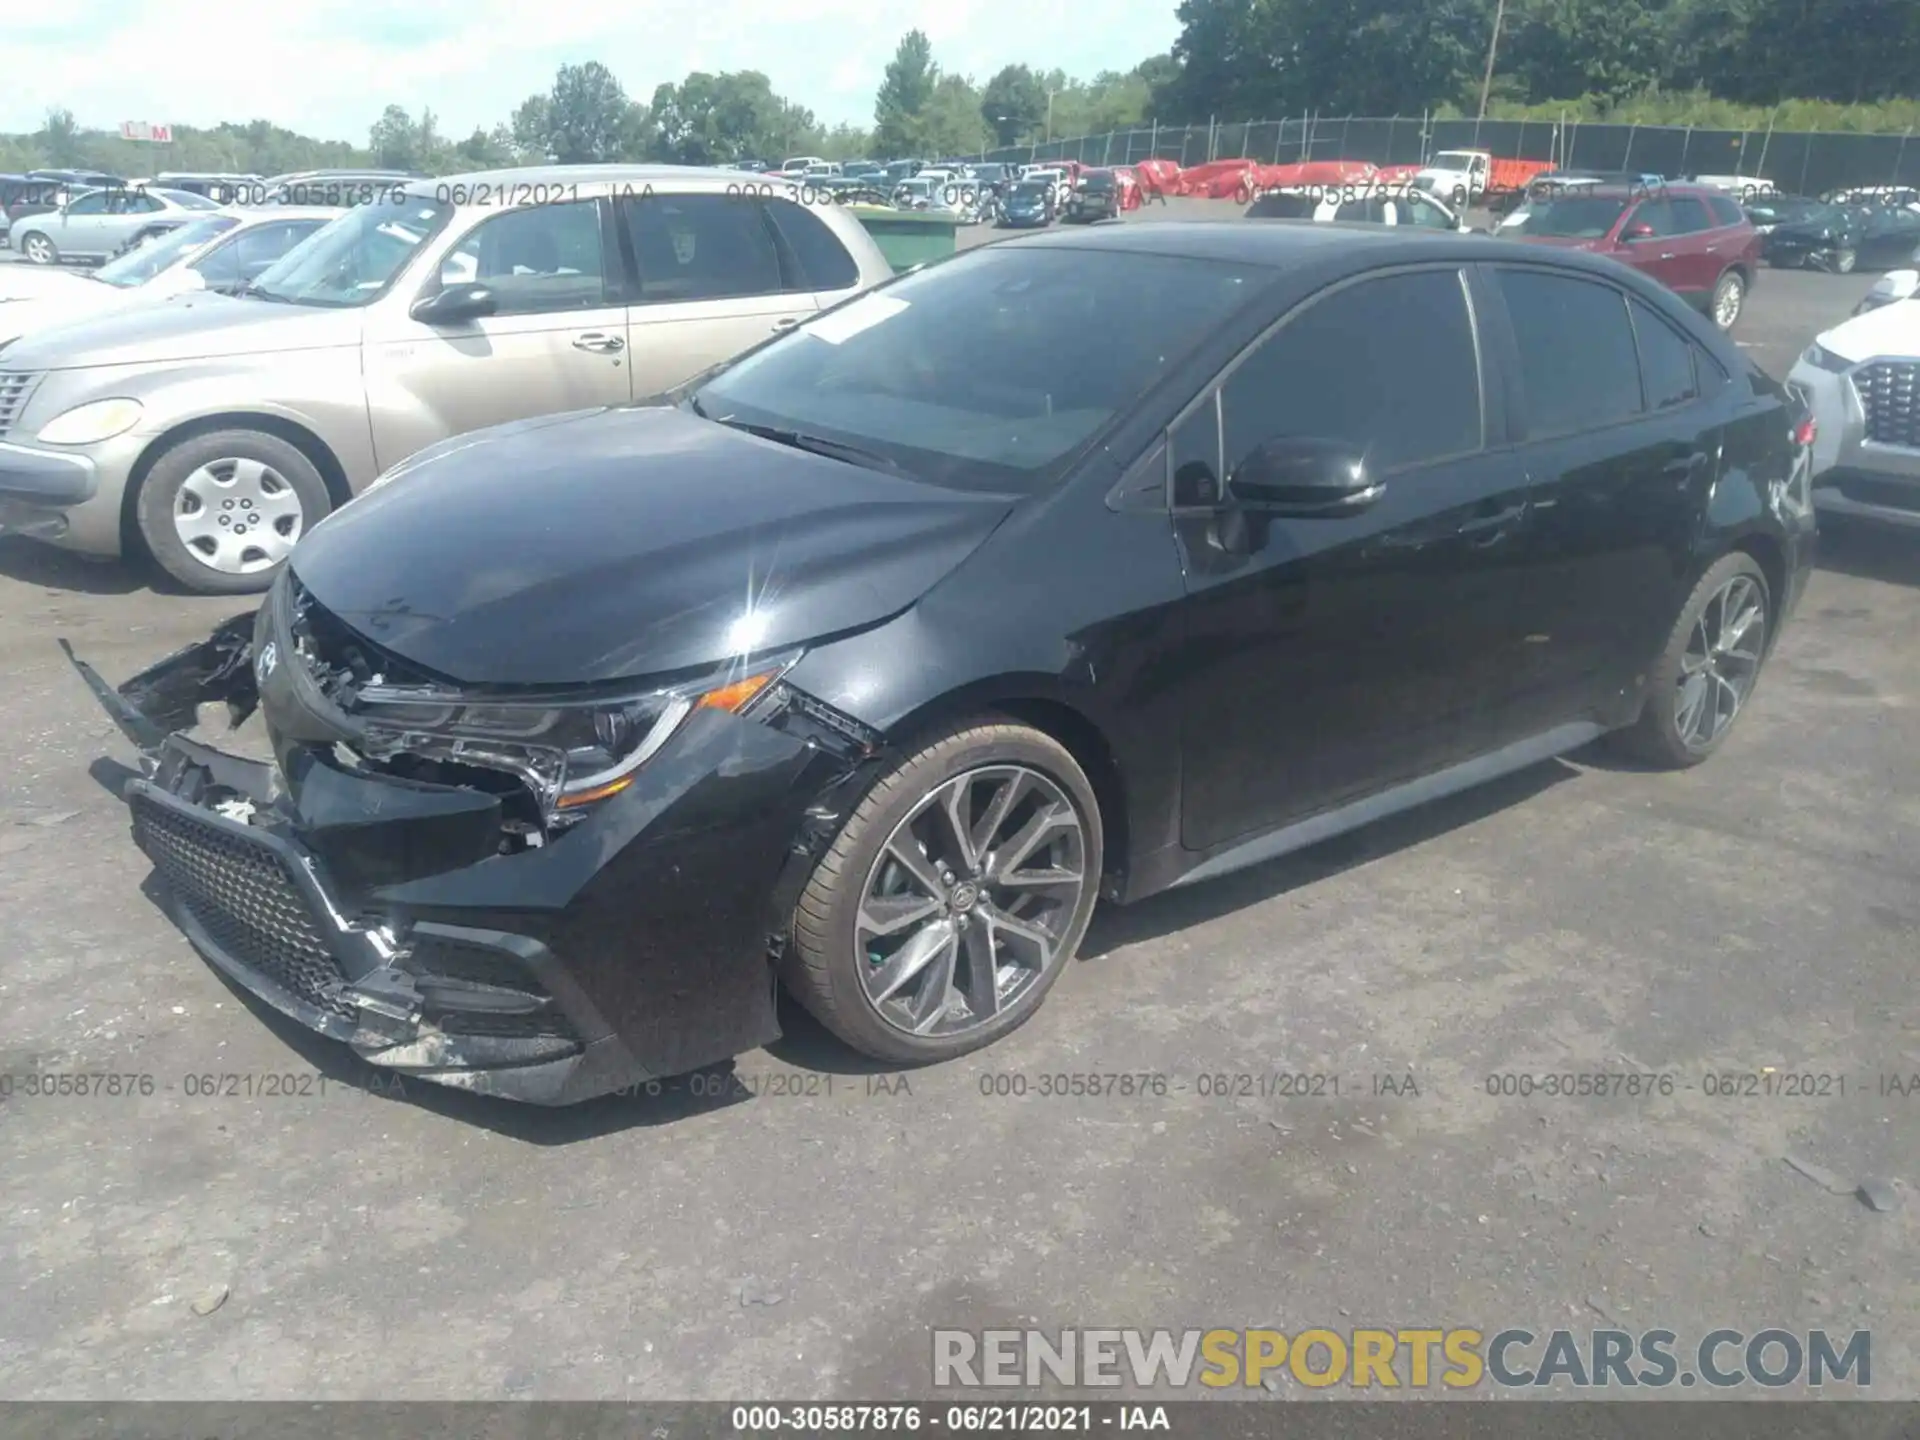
left=4, top=0, right=1179, bottom=143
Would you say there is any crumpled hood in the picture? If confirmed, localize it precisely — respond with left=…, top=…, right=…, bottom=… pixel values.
left=289, top=405, right=1017, bottom=686
left=0, top=291, right=361, bottom=372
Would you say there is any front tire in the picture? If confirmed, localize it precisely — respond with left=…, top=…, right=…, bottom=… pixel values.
left=1833, top=247, right=1859, bottom=275
left=135, top=429, right=333, bottom=594
left=21, top=232, right=56, bottom=264
left=785, top=719, right=1103, bottom=1064
left=1611, top=553, right=1771, bottom=769
left=1710, top=270, right=1746, bottom=330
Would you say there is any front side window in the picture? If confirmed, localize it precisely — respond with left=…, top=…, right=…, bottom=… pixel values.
left=64, top=191, right=109, bottom=216
left=1220, top=269, right=1482, bottom=477
left=623, top=194, right=783, bottom=304
left=95, top=214, right=239, bottom=287
left=246, top=198, right=451, bottom=307
left=437, top=201, right=608, bottom=314
left=1668, top=197, right=1714, bottom=234
left=1706, top=194, right=1746, bottom=227
left=1496, top=269, right=1642, bottom=437
left=691, top=246, right=1263, bottom=490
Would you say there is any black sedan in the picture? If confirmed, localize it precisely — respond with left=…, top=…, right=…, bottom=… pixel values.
left=68, top=225, right=1816, bottom=1104
left=1764, top=200, right=1920, bottom=272
left=999, top=180, right=1055, bottom=227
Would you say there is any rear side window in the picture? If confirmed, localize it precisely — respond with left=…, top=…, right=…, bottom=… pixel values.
left=1630, top=298, right=1699, bottom=410
left=1496, top=269, right=1641, bottom=437
left=1220, top=268, right=1482, bottom=475
left=764, top=198, right=858, bottom=293
left=1706, top=194, right=1745, bottom=227
left=624, top=193, right=784, bottom=304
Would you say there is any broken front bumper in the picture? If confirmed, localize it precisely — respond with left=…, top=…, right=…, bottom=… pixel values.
left=67, top=612, right=876, bottom=1106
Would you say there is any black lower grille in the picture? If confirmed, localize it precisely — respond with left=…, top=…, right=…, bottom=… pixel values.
left=409, top=933, right=581, bottom=1043
left=1855, top=361, right=1920, bottom=448
left=132, top=795, right=357, bottom=1022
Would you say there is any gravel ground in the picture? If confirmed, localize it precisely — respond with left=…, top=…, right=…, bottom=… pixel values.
left=0, top=200, right=1915, bottom=1402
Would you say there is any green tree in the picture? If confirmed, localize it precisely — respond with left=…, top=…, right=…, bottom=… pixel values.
left=509, top=94, right=552, bottom=159
left=980, top=65, right=1046, bottom=145
left=920, top=75, right=989, bottom=156
left=1502, top=0, right=1664, bottom=106
left=649, top=72, right=814, bottom=165
left=547, top=61, right=631, bottom=163
left=37, top=107, right=85, bottom=166
left=874, top=30, right=937, bottom=156
left=368, top=104, right=421, bottom=169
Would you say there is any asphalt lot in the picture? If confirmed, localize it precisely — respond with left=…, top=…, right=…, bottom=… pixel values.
left=1, top=200, right=1917, bottom=1401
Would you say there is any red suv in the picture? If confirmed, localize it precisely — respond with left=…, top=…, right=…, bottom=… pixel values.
left=1513, top=182, right=1760, bottom=330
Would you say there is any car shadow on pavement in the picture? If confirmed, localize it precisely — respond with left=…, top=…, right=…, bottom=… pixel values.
left=1815, top=520, right=1920, bottom=587
left=0, top=535, right=150, bottom=595
left=1077, top=758, right=1578, bottom=960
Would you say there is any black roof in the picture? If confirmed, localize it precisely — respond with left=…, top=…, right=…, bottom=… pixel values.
left=989, top=218, right=1704, bottom=309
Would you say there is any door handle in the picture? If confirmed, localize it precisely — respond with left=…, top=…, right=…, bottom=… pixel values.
left=772, top=317, right=801, bottom=332
left=572, top=332, right=625, bottom=353
left=1659, top=251, right=1677, bottom=260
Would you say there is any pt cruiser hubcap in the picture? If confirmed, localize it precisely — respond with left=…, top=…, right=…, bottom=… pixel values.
left=173, top=458, right=305, bottom=574
left=1675, top=575, right=1766, bottom=750
left=856, top=765, right=1087, bottom=1038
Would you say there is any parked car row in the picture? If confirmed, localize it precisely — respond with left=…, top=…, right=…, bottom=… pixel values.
left=60, top=214, right=1815, bottom=1105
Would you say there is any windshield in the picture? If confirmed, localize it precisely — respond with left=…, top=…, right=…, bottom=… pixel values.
left=1432, top=152, right=1480, bottom=169
left=246, top=197, right=450, bottom=307
left=1518, top=196, right=1630, bottom=237
left=1082, top=172, right=1115, bottom=191
left=155, top=189, right=221, bottom=211
left=1011, top=183, right=1050, bottom=200
left=92, top=214, right=241, bottom=287
left=689, top=247, right=1263, bottom=492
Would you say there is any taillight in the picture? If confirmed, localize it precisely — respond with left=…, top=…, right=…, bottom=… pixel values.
left=1793, top=417, right=1816, bottom=447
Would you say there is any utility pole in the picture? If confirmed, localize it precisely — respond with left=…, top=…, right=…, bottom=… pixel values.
left=1477, top=0, right=1507, bottom=120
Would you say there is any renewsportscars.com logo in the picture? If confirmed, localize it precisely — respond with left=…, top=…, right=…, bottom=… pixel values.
left=932, top=1327, right=1871, bottom=1391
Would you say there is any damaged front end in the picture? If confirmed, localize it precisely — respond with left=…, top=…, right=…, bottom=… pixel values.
left=64, top=574, right=883, bottom=1105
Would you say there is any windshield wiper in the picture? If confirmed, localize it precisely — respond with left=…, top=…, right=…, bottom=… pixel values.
left=714, top=417, right=912, bottom=478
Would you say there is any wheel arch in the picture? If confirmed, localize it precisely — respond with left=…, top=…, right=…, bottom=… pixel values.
left=1729, top=529, right=1788, bottom=651
left=119, top=412, right=352, bottom=559
left=880, top=681, right=1133, bottom=892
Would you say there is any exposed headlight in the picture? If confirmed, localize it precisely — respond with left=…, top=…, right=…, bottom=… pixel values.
left=1798, top=342, right=1852, bottom=373
left=352, top=652, right=802, bottom=828
left=36, top=397, right=143, bottom=445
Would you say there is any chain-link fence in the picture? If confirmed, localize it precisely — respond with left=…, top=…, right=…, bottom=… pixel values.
left=980, top=117, right=1920, bottom=196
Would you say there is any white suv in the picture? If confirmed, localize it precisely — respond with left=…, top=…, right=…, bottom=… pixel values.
left=1790, top=294, right=1920, bottom=529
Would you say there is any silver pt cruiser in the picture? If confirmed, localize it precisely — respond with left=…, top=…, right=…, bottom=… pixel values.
left=0, top=164, right=891, bottom=593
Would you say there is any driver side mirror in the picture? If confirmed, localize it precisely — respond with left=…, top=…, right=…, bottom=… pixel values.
left=410, top=281, right=497, bottom=324
left=1227, top=437, right=1382, bottom=517
left=1623, top=222, right=1657, bottom=241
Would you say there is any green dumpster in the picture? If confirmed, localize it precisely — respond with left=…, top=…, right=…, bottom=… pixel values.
left=847, top=205, right=959, bottom=273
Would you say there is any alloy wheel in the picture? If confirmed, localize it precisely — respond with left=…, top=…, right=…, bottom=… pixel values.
left=23, top=234, right=54, bottom=264
left=172, top=457, right=306, bottom=574
left=1713, top=276, right=1744, bottom=329
left=855, top=764, right=1088, bottom=1038
left=1674, top=574, right=1766, bottom=752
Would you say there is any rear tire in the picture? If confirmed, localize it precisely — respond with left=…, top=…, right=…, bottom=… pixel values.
left=135, top=429, right=333, bottom=595
left=1610, top=553, right=1772, bottom=770
left=785, top=719, right=1103, bottom=1064
left=1710, top=270, right=1746, bottom=330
